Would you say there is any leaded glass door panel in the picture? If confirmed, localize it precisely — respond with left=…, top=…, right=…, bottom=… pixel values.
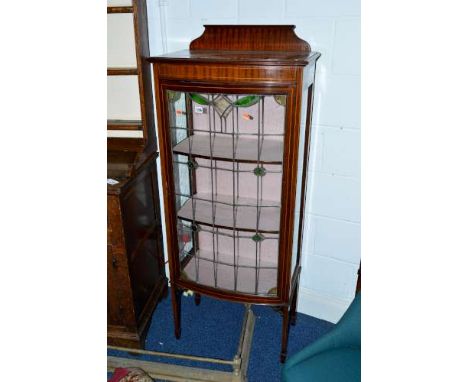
left=167, top=91, right=287, bottom=296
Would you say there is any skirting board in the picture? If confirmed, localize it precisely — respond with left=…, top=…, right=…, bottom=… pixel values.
left=297, top=287, right=353, bottom=324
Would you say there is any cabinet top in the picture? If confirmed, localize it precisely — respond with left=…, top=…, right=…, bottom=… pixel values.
left=149, top=25, right=320, bottom=67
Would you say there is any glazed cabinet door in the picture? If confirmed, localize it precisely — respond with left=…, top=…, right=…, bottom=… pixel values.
left=163, top=89, right=291, bottom=298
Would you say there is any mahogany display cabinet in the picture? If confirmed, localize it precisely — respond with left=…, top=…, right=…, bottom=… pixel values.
left=107, top=0, right=167, bottom=348
left=149, top=25, right=320, bottom=362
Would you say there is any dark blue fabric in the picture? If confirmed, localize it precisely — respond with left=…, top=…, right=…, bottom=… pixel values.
left=108, top=292, right=334, bottom=381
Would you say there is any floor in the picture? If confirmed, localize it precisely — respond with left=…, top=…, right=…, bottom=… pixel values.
left=108, top=291, right=334, bottom=381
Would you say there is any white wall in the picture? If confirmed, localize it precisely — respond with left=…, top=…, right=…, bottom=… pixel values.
left=148, top=0, right=360, bottom=323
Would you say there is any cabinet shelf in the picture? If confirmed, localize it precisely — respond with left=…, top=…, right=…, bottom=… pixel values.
left=181, top=249, right=278, bottom=270
left=177, top=193, right=280, bottom=233
left=173, top=135, right=283, bottom=164
left=176, top=192, right=281, bottom=209
left=182, top=252, right=277, bottom=295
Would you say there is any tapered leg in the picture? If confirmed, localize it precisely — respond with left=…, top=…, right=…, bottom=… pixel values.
left=290, top=281, right=299, bottom=326
left=194, top=293, right=201, bottom=306
left=171, top=286, right=182, bottom=339
left=280, top=306, right=290, bottom=363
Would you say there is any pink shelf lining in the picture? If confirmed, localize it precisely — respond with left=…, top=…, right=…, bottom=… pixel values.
left=177, top=194, right=281, bottom=233
left=183, top=253, right=278, bottom=296
left=173, top=134, right=283, bottom=163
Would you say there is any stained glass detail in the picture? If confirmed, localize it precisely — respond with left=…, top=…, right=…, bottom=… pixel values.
left=213, top=95, right=232, bottom=117
left=167, top=90, right=182, bottom=103
left=274, top=95, right=287, bottom=106
left=233, top=95, right=260, bottom=108
left=188, top=159, right=199, bottom=170
left=252, top=233, right=265, bottom=242
left=189, top=93, right=210, bottom=105
left=253, top=166, right=267, bottom=177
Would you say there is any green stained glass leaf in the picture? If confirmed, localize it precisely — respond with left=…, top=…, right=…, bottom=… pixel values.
left=274, top=95, right=287, bottom=107
left=189, top=93, right=210, bottom=105
left=167, top=90, right=181, bottom=103
left=252, top=233, right=265, bottom=243
left=253, top=166, right=266, bottom=177
left=268, top=287, right=277, bottom=295
left=233, top=95, right=260, bottom=108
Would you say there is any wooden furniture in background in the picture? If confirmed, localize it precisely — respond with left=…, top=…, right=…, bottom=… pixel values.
left=107, top=0, right=167, bottom=348
left=107, top=0, right=156, bottom=156
left=149, top=25, right=320, bottom=362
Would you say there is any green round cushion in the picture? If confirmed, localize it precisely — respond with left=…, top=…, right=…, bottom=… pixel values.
left=282, top=347, right=360, bottom=382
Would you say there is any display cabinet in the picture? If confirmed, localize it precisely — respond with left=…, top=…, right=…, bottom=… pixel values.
left=107, top=0, right=167, bottom=348
left=149, top=25, right=320, bottom=361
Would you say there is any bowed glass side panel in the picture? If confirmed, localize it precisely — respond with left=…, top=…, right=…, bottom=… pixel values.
left=166, top=91, right=286, bottom=296
left=291, top=65, right=317, bottom=282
